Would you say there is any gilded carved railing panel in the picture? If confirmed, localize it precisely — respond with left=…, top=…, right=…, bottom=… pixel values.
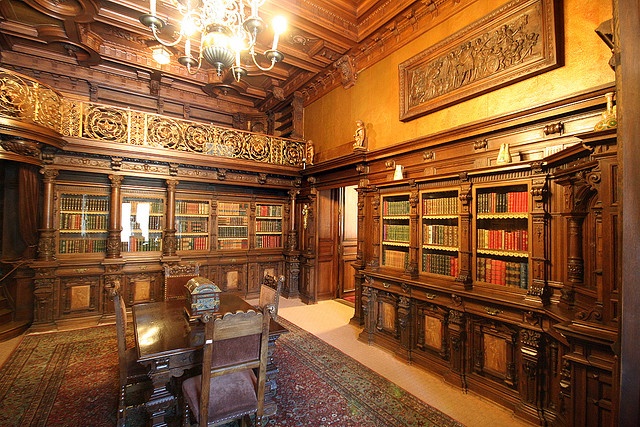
left=1, top=68, right=305, bottom=167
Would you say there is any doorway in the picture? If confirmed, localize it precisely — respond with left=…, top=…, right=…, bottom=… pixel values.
left=313, top=185, right=358, bottom=302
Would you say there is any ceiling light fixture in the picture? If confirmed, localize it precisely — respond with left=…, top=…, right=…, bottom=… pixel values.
left=139, top=0, right=287, bottom=82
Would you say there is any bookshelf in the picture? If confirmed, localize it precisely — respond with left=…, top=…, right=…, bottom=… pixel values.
left=420, top=189, right=459, bottom=277
left=121, top=194, right=164, bottom=252
left=217, top=201, right=249, bottom=250
left=474, top=184, right=529, bottom=289
left=381, top=194, right=410, bottom=269
left=175, top=199, right=210, bottom=251
left=58, top=192, right=109, bottom=254
left=255, top=203, right=283, bottom=249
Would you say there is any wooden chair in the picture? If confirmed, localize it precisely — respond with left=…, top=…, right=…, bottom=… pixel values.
left=110, top=280, right=152, bottom=427
left=258, top=274, right=284, bottom=320
left=164, top=263, right=200, bottom=300
left=181, top=308, right=270, bottom=427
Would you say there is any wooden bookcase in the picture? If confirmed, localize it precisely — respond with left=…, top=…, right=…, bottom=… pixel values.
left=473, top=183, right=530, bottom=290
left=254, top=203, right=283, bottom=249
left=216, top=201, right=249, bottom=250
left=57, top=187, right=109, bottom=254
left=175, top=198, right=211, bottom=251
left=420, top=189, right=460, bottom=278
left=380, top=194, right=410, bottom=270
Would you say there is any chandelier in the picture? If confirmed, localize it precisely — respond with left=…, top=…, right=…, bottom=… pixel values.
left=139, top=0, right=287, bottom=81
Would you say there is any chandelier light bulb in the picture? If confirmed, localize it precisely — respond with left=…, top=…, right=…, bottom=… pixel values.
left=270, top=16, right=287, bottom=50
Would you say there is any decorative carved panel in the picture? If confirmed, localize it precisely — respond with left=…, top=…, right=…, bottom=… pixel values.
left=399, top=0, right=561, bottom=121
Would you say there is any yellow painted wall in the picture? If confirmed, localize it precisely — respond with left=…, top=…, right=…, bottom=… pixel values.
left=303, top=0, right=614, bottom=158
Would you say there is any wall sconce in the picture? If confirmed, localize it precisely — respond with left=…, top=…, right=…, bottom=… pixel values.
left=393, top=164, right=404, bottom=180
left=152, top=46, right=171, bottom=65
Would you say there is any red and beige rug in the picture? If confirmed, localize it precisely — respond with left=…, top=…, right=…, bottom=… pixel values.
left=0, top=318, right=463, bottom=427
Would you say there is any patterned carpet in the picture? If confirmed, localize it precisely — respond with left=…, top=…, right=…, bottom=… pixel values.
left=0, top=319, right=464, bottom=427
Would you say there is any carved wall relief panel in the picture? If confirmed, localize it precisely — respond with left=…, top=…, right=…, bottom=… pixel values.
left=399, top=0, right=561, bottom=121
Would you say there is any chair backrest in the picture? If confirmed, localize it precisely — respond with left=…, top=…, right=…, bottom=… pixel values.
left=163, top=263, right=199, bottom=300
left=198, top=308, right=270, bottom=426
left=258, top=274, right=284, bottom=320
left=110, top=280, right=129, bottom=387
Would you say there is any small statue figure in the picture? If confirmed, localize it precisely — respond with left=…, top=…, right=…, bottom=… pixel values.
left=496, top=143, right=512, bottom=164
left=305, top=140, right=314, bottom=166
left=353, top=120, right=366, bottom=150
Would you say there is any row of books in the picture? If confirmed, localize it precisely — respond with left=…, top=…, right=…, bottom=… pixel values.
left=130, top=216, right=163, bottom=230
left=422, top=196, right=458, bottom=215
left=255, top=235, right=282, bottom=248
left=176, top=220, right=208, bottom=233
left=477, top=191, right=528, bottom=214
left=256, top=205, right=282, bottom=217
left=382, top=248, right=409, bottom=269
left=218, top=239, right=249, bottom=250
left=477, top=228, right=528, bottom=251
left=61, top=196, right=109, bottom=212
left=382, top=224, right=410, bottom=242
left=177, top=237, right=209, bottom=251
left=125, top=200, right=164, bottom=214
left=218, top=216, right=248, bottom=226
left=256, top=220, right=282, bottom=232
left=423, top=224, right=458, bottom=247
left=217, top=202, right=249, bottom=216
left=383, top=199, right=410, bottom=216
left=218, top=226, right=249, bottom=238
left=176, top=201, right=209, bottom=215
left=59, top=238, right=107, bottom=254
left=476, top=257, right=528, bottom=288
left=121, top=237, right=162, bottom=252
left=422, top=253, right=459, bottom=277
left=60, top=213, right=108, bottom=230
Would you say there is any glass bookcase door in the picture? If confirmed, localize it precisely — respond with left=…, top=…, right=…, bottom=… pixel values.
left=255, top=203, right=283, bottom=249
left=121, top=195, right=164, bottom=252
left=421, top=190, right=459, bottom=278
left=217, top=201, right=249, bottom=250
left=175, top=199, right=210, bottom=251
left=475, top=183, right=530, bottom=289
left=58, top=193, right=109, bottom=254
left=381, top=194, right=410, bottom=269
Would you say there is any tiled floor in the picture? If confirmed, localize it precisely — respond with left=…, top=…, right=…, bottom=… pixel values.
left=277, top=297, right=534, bottom=427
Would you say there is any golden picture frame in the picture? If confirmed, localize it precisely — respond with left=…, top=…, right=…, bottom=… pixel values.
left=399, top=0, right=562, bottom=122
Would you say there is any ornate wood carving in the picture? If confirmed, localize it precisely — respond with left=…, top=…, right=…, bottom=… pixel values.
left=399, top=0, right=561, bottom=121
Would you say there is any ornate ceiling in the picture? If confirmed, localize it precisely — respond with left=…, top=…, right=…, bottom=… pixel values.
left=0, top=0, right=459, bottom=133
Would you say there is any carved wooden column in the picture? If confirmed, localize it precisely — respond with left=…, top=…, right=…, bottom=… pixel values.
left=369, top=190, right=380, bottom=269
left=397, top=293, right=412, bottom=358
left=360, top=277, right=375, bottom=343
left=163, top=179, right=178, bottom=257
left=351, top=183, right=368, bottom=325
left=37, top=167, right=58, bottom=261
left=290, top=91, right=304, bottom=139
left=528, top=173, right=550, bottom=304
left=299, top=179, right=317, bottom=303
left=456, top=179, right=473, bottom=289
left=405, top=185, right=419, bottom=278
left=284, top=188, right=300, bottom=298
left=448, top=308, right=467, bottom=389
left=106, top=174, right=123, bottom=258
left=518, top=327, right=544, bottom=421
left=32, top=166, right=59, bottom=327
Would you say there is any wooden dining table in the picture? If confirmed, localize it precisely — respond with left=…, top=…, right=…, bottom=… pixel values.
left=132, top=294, right=287, bottom=427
